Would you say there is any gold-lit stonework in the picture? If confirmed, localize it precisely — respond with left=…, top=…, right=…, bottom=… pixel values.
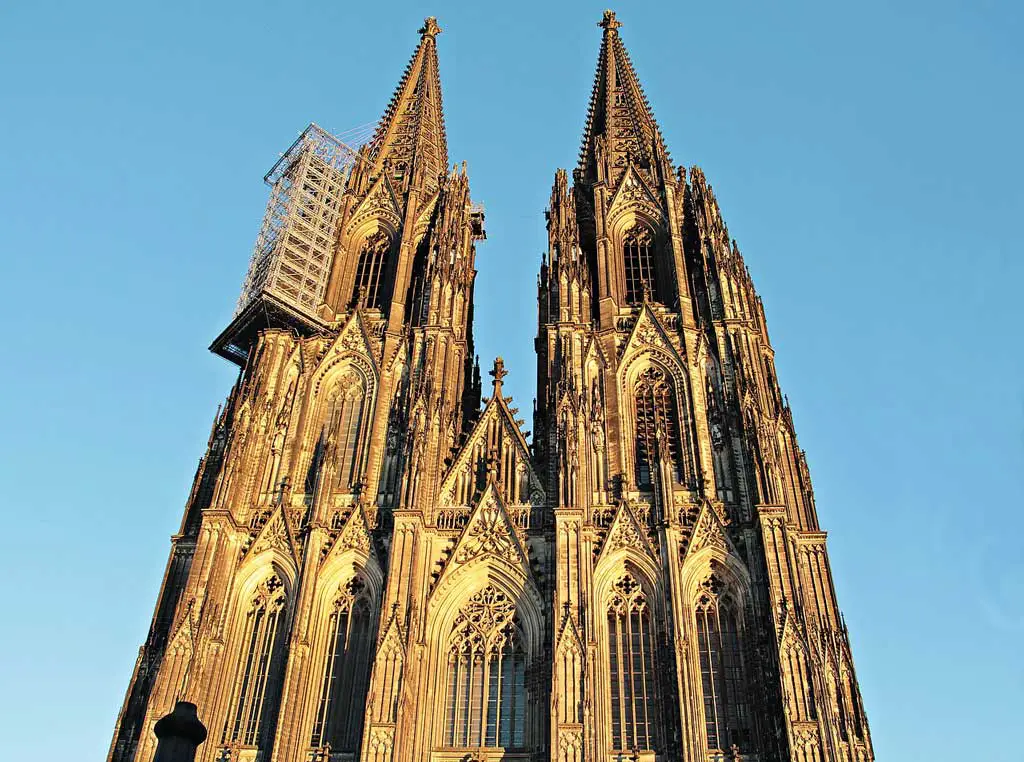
left=110, top=12, right=872, bottom=762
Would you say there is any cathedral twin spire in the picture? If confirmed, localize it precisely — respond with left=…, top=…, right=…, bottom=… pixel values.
left=110, top=12, right=874, bottom=762
left=363, top=16, right=449, bottom=196
left=579, top=10, right=669, bottom=183
left=364, top=10, right=665, bottom=195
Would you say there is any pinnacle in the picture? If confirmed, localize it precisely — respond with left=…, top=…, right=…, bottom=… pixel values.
left=489, top=356, right=508, bottom=390
left=577, top=10, right=667, bottom=180
left=599, top=9, right=622, bottom=32
left=419, top=16, right=442, bottom=38
left=364, top=17, right=450, bottom=195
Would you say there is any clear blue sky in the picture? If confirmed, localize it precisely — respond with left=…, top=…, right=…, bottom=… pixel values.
left=1, top=1, right=1021, bottom=759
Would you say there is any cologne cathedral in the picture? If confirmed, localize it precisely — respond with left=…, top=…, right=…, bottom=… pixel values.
left=109, top=12, right=873, bottom=762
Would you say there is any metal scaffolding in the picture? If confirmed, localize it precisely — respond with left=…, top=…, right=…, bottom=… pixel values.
left=235, top=124, right=365, bottom=319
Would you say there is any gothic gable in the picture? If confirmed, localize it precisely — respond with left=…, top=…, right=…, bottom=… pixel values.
left=681, top=500, right=742, bottom=563
left=347, top=172, right=403, bottom=234
left=618, top=304, right=685, bottom=368
left=315, top=311, right=380, bottom=388
left=556, top=609, right=585, bottom=656
left=438, top=388, right=544, bottom=506
left=320, top=502, right=375, bottom=568
left=583, top=332, right=610, bottom=371
left=596, top=499, right=658, bottom=566
left=434, top=483, right=533, bottom=592
left=376, top=606, right=407, bottom=658
left=606, top=161, right=664, bottom=225
left=242, top=505, right=301, bottom=569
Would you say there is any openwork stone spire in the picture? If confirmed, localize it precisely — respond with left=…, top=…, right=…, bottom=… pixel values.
left=366, top=17, right=450, bottom=194
left=578, top=10, right=668, bottom=182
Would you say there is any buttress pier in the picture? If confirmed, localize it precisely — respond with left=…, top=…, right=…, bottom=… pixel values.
left=109, top=12, right=873, bottom=762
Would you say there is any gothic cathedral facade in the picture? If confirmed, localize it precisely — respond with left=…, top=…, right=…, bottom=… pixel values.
left=109, top=13, right=873, bottom=762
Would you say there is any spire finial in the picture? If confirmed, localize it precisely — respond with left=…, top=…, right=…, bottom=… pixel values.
left=599, top=9, right=622, bottom=32
left=419, top=16, right=442, bottom=38
left=489, top=356, right=508, bottom=390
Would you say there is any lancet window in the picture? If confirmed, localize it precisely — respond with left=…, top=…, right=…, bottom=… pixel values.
left=624, top=225, right=656, bottom=304
left=323, top=371, right=368, bottom=490
left=223, top=573, right=288, bottom=746
left=607, top=573, right=659, bottom=752
left=352, top=231, right=391, bottom=310
left=443, top=587, right=527, bottom=749
left=634, top=367, right=685, bottom=487
left=695, top=576, right=752, bottom=753
left=311, top=577, right=375, bottom=751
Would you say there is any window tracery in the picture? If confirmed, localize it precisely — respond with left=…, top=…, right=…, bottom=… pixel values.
left=352, top=230, right=392, bottom=310
left=223, top=573, right=288, bottom=747
left=607, top=572, right=659, bottom=752
left=634, top=367, right=685, bottom=487
left=624, top=225, right=656, bottom=304
left=443, top=587, right=527, bottom=749
left=311, top=577, right=374, bottom=751
left=323, top=371, right=368, bottom=490
left=695, top=574, right=752, bottom=753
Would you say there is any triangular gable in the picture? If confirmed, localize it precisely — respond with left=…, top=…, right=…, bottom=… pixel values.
left=596, top=500, right=658, bottom=565
left=324, top=311, right=379, bottom=369
left=413, top=188, right=441, bottom=233
left=321, top=503, right=374, bottom=568
left=608, top=162, right=662, bottom=213
left=348, top=172, right=403, bottom=231
left=556, top=610, right=585, bottom=656
left=375, top=608, right=406, bottom=657
left=244, top=505, right=301, bottom=568
left=606, top=158, right=663, bottom=223
left=620, top=304, right=685, bottom=365
left=582, top=333, right=610, bottom=369
left=436, top=482, right=532, bottom=586
left=438, top=394, right=544, bottom=504
left=165, top=597, right=202, bottom=654
left=779, top=606, right=811, bottom=650
left=385, top=334, right=407, bottom=376
left=683, top=500, right=742, bottom=562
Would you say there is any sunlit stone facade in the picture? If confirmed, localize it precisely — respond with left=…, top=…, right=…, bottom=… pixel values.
left=109, top=13, right=873, bottom=762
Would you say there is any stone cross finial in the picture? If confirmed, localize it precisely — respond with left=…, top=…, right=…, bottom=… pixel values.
left=599, top=9, right=622, bottom=31
left=419, top=16, right=442, bottom=38
left=489, top=356, right=508, bottom=389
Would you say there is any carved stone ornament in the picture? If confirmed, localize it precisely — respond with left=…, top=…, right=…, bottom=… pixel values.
left=338, top=507, right=372, bottom=553
left=690, top=507, right=728, bottom=553
left=251, top=512, right=291, bottom=557
left=451, top=586, right=517, bottom=643
left=606, top=508, right=644, bottom=551
left=455, top=498, right=519, bottom=566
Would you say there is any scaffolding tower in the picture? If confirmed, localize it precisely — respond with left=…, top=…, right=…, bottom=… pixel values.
left=212, top=123, right=370, bottom=364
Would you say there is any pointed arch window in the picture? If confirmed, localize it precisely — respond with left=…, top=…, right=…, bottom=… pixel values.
left=323, top=371, right=368, bottom=490
left=634, top=367, right=684, bottom=488
left=695, top=576, right=752, bottom=753
left=607, top=572, right=659, bottom=752
left=352, top=231, right=392, bottom=310
left=224, top=573, right=289, bottom=747
left=311, top=577, right=375, bottom=751
left=624, top=225, right=656, bottom=304
left=443, top=587, right=527, bottom=749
